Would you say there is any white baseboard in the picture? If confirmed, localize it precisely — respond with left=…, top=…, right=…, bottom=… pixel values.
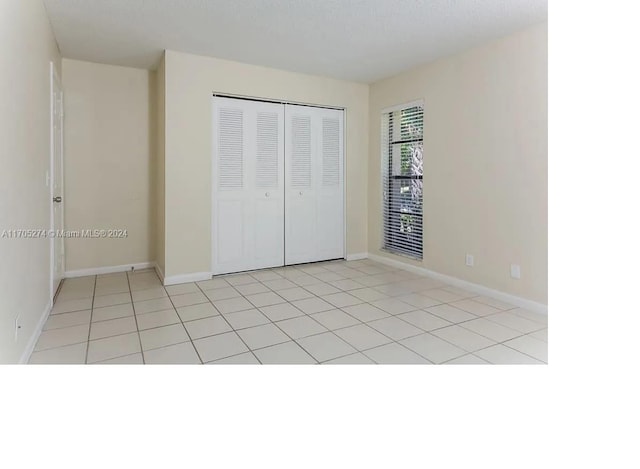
left=64, top=262, right=155, bottom=278
left=20, top=300, right=52, bottom=364
left=346, top=252, right=368, bottom=261
left=367, top=253, right=548, bottom=315
left=163, top=271, right=212, bottom=286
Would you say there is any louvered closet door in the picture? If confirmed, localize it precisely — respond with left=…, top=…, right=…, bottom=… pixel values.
left=212, top=97, right=285, bottom=274
left=285, top=105, right=344, bottom=265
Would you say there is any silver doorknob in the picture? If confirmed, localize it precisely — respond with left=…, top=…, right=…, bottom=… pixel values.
left=265, top=192, right=270, bottom=197
left=299, top=191, right=303, bottom=196
left=53, top=196, right=62, bottom=203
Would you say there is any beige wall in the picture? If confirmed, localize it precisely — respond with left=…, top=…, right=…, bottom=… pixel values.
left=0, top=0, right=61, bottom=362
left=62, top=59, right=156, bottom=271
left=162, top=50, right=369, bottom=278
left=156, top=54, right=166, bottom=275
left=368, top=23, right=548, bottom=304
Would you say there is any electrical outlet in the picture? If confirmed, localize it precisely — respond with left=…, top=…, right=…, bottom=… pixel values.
left=510, top=264, right=521, bottom=279
left=465, top=254, right=474, bottom=267
left=14, top=314, right=21, bottom=342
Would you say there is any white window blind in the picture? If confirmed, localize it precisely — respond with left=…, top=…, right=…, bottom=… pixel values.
left=381, top=103, right=424, bottom=259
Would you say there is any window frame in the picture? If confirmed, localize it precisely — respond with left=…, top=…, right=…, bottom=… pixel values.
left=380, top=100, right=424, bottom=260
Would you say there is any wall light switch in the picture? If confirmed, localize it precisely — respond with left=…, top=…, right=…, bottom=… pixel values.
left=510, top=264, right=521, bottom=279
left=465, top=254, right=474, bottom=267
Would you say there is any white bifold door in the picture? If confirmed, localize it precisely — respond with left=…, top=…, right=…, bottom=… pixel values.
left=284, top=104, right=344, bottom=265
left=212, top=97, right=344, bottom=275
left=212, top=97, right=285, bottom=274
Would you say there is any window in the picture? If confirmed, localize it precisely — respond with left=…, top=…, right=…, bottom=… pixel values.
left=381, top=102, right=424, bottom=259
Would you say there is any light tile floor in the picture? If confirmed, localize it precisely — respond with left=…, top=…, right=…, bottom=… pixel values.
left=29, top=259, right=548, bottom=364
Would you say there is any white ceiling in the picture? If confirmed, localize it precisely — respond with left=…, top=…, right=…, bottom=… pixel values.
left=43, top=0, right=547, bottom=83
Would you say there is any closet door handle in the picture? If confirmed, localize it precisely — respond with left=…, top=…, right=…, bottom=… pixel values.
left=299, top=191, right=303, bottom=196
left=265, top=192, right=270, bottom=197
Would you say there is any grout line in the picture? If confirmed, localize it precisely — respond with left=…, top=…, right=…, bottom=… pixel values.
left=126, top=270, right=146, bottom=364
left=83, top=275, right=98, bottom=364
left=42, top=259, right=546, bottom=364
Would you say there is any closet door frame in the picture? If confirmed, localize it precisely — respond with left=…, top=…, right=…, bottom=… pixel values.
left=211, top=94, right=346, bottom=276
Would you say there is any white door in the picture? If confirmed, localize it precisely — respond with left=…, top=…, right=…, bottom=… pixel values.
left=50, top=62, right=64, bottom=299
left=284, top=105, right=344, bottom=265
left=212, top=97, right=285, bottom=274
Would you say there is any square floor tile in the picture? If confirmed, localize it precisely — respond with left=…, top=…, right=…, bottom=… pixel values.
left=322, top=353, right=375, bottom=364
left=474, top=344, right=543, bottom=364
left=503, top=335, right=548, bottom=362
left=223, top=273, right=257, bottom=286
left=304, top=283, right=341, bottom=296
left=448, top=299, right=502, bottom=317
left=461, top=318, right=522, bottom=342
left=136, top=309, right=181, bottom=330
left=363, top=342, right=430, bottom=364
left=213, top=296, right=255, bottom=314
left=177, top=302, right=219, bottom=322
left=511, top=308, right=548, bottom=325
left=87, top=332, right=141, bottom=363
left=341, top=303, right=390, bottom=322
left=370, top=298, right=416, bottom=315
left=396, top=294, right=442, bottom=309
left=349, top=288, right=389, bottom=302
left=134, top=297, right=174, bottom=315
left=485, top=311, right=545, bottom=334
left=444, top=354, right=489, bottom=365
left=396, top=310, right=451, bottom=332
left=34, top=324, right=90, bottom=351
left=421, top=289, right=467, bottom=303
left=400, top=333, right=467, bottom=364
left=291, top=297, right=334, bottom=314
left=210, top=352, right=260, bottom=364
left=310, top=309, right=360, bottom=330
left=223, top=309, right=270, bottom=330
left=291, top=273, right=324, bottom=286
left=43, top=310, right=91, bottom=331
left=313, top=271, right=345, bottom=282
left=426, top=304, right=476, bottom=323
left=93, top=292, right=131, bottom=309
left=90, top=316, right=137, bottom=341
left=472, top=295, right=517, bottom=311
left=528, top=328, right=548, bottom=343
left=334, top=324, right=392, bottom=351
left=262, top=278, right=298, bottom=291
left=52, top=297, right=93, bottom=314
left=139, top=323, right=190, bottom=351
left=296, top=332, right=357, bottom=362
left=236, top=323, right=289, bottom=350
left=95, top=283, right=129, bottom=296
left=328, top=279, right=364, bottom=291
left=260, top=302, right=305, bottom=322
left=253, top=341, right=316, bottom=364
left=170, top=291, right=208, bottom=308
left=372, top=283, right=415, bottom=296
left=276, top=287, right=315, bottom=302
left=131, top=287, right=167, bottom=302
left=92, top=303, right=135, bottom=322
left=431, top=325, right=496, bottom=352
left=250, top=270, right=283, bottom=282
left=245, top=291, right=286, bottom=308
left=275, top=316, right=327, bottom=339
left=234, top=282, right=270, bottom=296
left=166, top=283, right=199, bottom=296
left=95, top=352, right=144, bottom=364
left=367, top=317, right=423, bottom=341
left=144, top=342, right=201, bottom=364
left=197, top=277, right=230, bottom=291
left=194, top=332, right=249, bottom=362
left=29, top=342, right=87, bottom=364
left=205, top=286, right=241, bottom=301
left=184, top=315, right=232, bottom=340
left=321, top=292, right=362, bottom=308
